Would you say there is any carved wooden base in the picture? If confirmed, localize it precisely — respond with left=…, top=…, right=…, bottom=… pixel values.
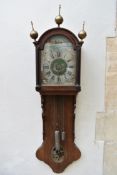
left=36, top=95, right=81, bottom=173
left=36, top=142, right=81, bottom=173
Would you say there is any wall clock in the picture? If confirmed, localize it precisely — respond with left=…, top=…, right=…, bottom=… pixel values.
left=30, top=5, right=87, bottom=173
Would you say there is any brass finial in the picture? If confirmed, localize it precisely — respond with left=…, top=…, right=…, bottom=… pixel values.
left=30, top=21, right=38, bottom=41
left=78, top=21, right=87, bottom=41
left=59, top=4, right=61, bottom=15
left=55, top=5, right=63, bottom=27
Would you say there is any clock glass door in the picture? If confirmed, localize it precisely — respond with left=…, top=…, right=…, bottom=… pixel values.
left=41, top=35, right=77, bottom=86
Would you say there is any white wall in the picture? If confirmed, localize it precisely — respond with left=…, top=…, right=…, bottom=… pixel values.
left=0, top=0, right=115, bottom=174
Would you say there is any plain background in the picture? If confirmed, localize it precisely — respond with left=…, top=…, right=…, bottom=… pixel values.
left=0, top=0, right=115, bottom=174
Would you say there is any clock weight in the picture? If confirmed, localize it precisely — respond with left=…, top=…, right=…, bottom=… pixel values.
left=51, top=130, right=64, bottom=163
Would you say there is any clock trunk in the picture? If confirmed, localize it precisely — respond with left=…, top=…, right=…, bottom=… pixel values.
left=36, top=95, right=81, bottom=173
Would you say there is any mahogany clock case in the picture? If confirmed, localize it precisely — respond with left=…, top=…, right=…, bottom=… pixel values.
left=32, top=27, right=83, bottom=173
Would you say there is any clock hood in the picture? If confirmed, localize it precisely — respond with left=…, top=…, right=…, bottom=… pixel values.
left=34, top=27, right=83, bottom=50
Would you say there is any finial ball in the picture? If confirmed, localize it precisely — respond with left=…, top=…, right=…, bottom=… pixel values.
left=78, top=30, right=87, bottom=40
left=55, top=15, right=63, bottom=26
left=78, top=21, right=87, bottom=40
left=30, top=21, right=38, bottom=41
left=30, top=30, right=38, bottom=40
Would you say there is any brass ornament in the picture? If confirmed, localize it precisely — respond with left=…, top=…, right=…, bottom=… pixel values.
left=55, top=5, right=63, bottom=27
left=30, top=21, right=38, bottom=41
left=78, top=22, right=87, bottom=40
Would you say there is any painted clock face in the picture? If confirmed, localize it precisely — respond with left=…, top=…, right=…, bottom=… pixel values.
left=41, top=35, right=77, bottom=85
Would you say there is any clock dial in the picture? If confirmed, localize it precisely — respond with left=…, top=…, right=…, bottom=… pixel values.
left=50, top=58, right=67, bottom=75
left=41, top=35, right=76, bottom=85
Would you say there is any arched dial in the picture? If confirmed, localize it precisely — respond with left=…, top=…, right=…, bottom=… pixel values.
left=41, top=35, right=77, bottom=85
